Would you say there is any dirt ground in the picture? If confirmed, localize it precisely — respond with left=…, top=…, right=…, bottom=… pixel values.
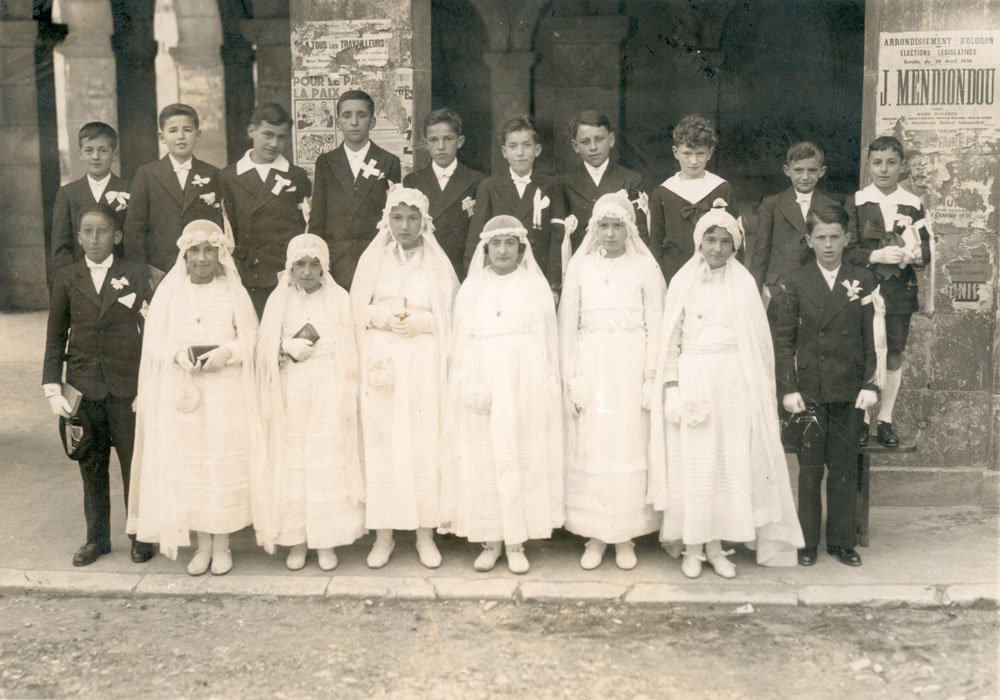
left=0, top=594, right=996, bottom=699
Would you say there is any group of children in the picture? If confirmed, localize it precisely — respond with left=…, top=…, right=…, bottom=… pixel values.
left=44, top=89, right=931, bottom=576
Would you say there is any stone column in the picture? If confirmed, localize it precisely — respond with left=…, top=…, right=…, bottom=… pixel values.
left=240, top=18, right=291, bottom=108
left=51, top=0, right=118, bottom=184
left=534, top=15, right=629, bottom=172
left=0, top=16, right=49, bottom=308
left=860, top=0, right=1000, bottom=507
left=482, top=51, right=535, bottom=174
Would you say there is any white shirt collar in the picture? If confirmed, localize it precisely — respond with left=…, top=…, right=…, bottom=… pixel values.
left=816, top=262, right=840, bottom=289
left=584, top=159, right=609, bottom=186
left=795, top=190, right=813, bottom=203
left=509, top=168, right=532, bottom=184
left=855, top=183, right=920, bottom=208
left=87, top=173, right=112, bottom=201
left=432, top=159, right=458, bottom=179
left=169, top=154, right=192, bottom=171
left=86, top=253, right=114, bottom=270
left=661, top=171, right=725, bottom=204
left=344, top=141, right=371, bottom=164
left=235, top=149, right=290, bottom=177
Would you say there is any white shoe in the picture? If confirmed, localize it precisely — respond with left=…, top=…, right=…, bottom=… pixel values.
left=367, top=536, right=395, bottom=569
left=615, top=541, right=638, bottom=570
left=474, top=542, right=502, bottom=572
left=211, top=548, right=233, bottom=576
left=505, top=544, right=530, bottom=574
left=707, top=552, right=736, bottom=579
left=580, top=540, right=606, bottom=570
left=286, top=544, right=307, bottom=571
left=187, top=551, right=211, bottom=576
left=317, top=548, right=338, bottom=571
left=681, top=551, right=705, bottom=579
left=415, top=532, right=442, bottom=569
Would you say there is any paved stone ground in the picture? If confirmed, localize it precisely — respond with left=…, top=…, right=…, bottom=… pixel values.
left=2, top=311, right=997, bottom=607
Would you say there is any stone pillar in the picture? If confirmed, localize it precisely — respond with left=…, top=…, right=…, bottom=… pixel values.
left=0, top=16, right=49, bottom=308
left=860, top=0, right=1000, bottom=507
left=51, top=0, right=118, bottom=184
left=534, top=15, right=629, bottom=172
left=482, top=51, right=535, bottom=174
left=240, top=18, right=291, bottom=107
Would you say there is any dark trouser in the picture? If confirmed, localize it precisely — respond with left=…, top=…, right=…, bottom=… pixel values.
left=246, top=285, right=276, bottom=320
left=77, top=395, right=135, bottom=546
left=796, top=401, right=862, bottom=549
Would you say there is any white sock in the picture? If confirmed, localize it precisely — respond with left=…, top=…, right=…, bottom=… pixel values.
left=212, top=532, right=230, bottom=555
left=877, top=368, right=903, bottom=423
left=195, top=531, right=212, bottom=553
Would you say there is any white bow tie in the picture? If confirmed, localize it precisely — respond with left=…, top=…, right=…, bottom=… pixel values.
left=512, top=175, right=531, bottom=186
left=174, top=163, right=191, bottom=173
left=86, top=260, right=110, bottom=270
left=796, top=195, right=810, bottom=204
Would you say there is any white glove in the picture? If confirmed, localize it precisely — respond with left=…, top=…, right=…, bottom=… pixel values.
left=782, top=392, right=807, bottom=414
left=48, top=395, right=73, bottom=418
left=390, top=311, right=433, bottom=338
left=199, top=346, right=232, bottom=372
left=664, top=386, right=681, bottom=424
left=869, top=246, right=906, bottom=265
left=855, top=389, right=879, bottom=411
left=641, top=378, right=655, bottom=410
left=174, top=349, right=196, bottom=371
left=368, top=305, right=398, bottom=331
left=281, top=337, right=315, bottom=362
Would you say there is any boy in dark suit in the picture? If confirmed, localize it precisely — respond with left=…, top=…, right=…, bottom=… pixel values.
left=551, top=110, right=647, bottom=268
left=403, top=108, right=485, bottom=279
left=844, top=135, right=931, bottom=447
left=464, top=114, right=556, bottom=286
left=750, top=141, right=840, bottom=327
left=774, top=204, right=880, bottom=568
left=308, top=89, right=402, bottom=290
left=220, top=103, right=311, bottom=317
left=43, top=203, right=157, bottom=566
left=123, top=103, right=224, bottom=273
left=51, top=122, right=130, bottom=270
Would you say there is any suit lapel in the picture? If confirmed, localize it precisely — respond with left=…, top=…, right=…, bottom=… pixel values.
left=818, top=265, right=852, bottom=329
left=597, top=163, right=626, bottom=195
left=151, top=156, right=185, bottom=206
left=329, top=146, right=356, bottom=204
left=98, top=258, right=124, bottom=317
left=435, top=163, right=473, bottom=217
left=776, top=188, right=805, bottom=229
left=353, top=144, right=389, bottom=207
left=71, top=263, right=102, bottom=310
left=861, top=202, right=887, bottom=240
left=253, top=169, right=279, bottom=212
left=569, top=165, right=599, bottom=201
left=515, top=180, right=538, bottom=222
left=495, top=173, right=521, bottom=215
left=181, top=158, right=212, bottom=212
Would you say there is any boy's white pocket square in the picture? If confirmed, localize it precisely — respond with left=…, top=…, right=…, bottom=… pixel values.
left=117, top=292, right=137, bottom=308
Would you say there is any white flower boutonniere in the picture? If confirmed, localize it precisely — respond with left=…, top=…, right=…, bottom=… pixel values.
left=110, top=276, right=129, bottom=291
left=461, top=196, right=475, bottom=218
left=105, top=191, right=130, bottom=212
left=359, top=159, right=383, bottom=180
left=191, top=174, right=211, bottom=187
left=842, top=278, right=862, bottom=302
left=272, top=174, right=293, bottom=196
left=199, top=192, right=218, bottom=207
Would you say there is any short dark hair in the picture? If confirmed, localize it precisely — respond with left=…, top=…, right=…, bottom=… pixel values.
left=569, top=110, right=612, bottom=138
left=673, top=114, right=717, bottom=149
left=805, top=203, right=849, bottom=236
left=77, top=122, right=118, bottom=150
left=868, top=135, right=905, bottom=160
left=336, top=90, right=375, bottom=116
left=787, top=141, right=824, bottom=164
left=250, top=102, right=291, bottom=127
left=501, top=114, right=538, bottom=144
left=423, top=108, right=463, bottom=137
left=158, top=103, right=200, bottom=130
left=76, top=202, right=119, bottom=230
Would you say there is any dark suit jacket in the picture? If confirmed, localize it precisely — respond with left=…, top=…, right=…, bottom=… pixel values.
left=43, top=258, right=154, bottom=400
left=403, top=161, right=485, bottom=280
left=123, top=156, right=224, bottom=272
left=774, top=261, right=879, bottom=404
left=843, top=195, right=931, bottom=315
left=308, top=142, right=402, bottom=290
left=51, top=174, right=130, bottom=270
left=749, top=187, right=840, bottom=290
left=220, top=161, right=312, bottom=289
left=550, top=161, right=648, bottom=256
left=464, top=171, right=556, bottom=285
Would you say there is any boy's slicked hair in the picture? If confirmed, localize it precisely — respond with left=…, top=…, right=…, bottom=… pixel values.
left=78, top=121, right=118, bottom=149
left=336, top=90, right=375, bottom=116
left=805, top=203, right=849, bottom=236
left=76, top=201, right=120, bottom=230
left=158, top=103, right=200, bottom=130
left=787, top=141, right=824, bottom=164
left=251, top=102, right=292, bottom=127
left=423, top=108, right=463, bottom=137
left=672, top=114, right=718, bottom=149
left=868, top=135, right=906, bottom=160
left=501, top=114, right=538, bottom=143
left=569, top=110, right=612, bottom=138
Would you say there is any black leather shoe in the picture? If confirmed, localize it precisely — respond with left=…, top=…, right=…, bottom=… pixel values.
left=73, top=542, right=111, bottom=567
left=858, top=427, right=870, bottom=448
left=876, top=421, right=900, bottom=447
left=131, top=540, right=154, bottom=563
left=826, top=545, right=862, bottom=566
left=797, top=547, right=817, bottom=566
